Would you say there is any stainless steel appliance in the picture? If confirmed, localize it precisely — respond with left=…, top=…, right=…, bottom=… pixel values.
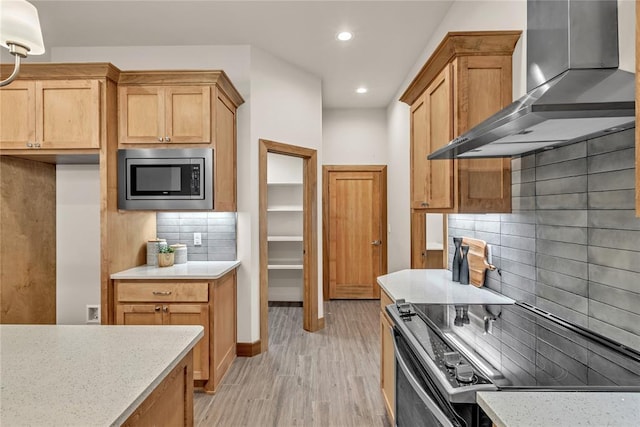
left=118, top=148, right=213, bottom=210
left=388, top=300, right=640, bottom=427
left=429, top=0, right=635, bottom=159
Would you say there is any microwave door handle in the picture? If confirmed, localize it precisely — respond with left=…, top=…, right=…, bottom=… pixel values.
left=393, top=342, right=456, bottom=427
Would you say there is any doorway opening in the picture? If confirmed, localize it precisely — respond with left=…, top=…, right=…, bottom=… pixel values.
left=259, top=139, right=320, bottom=354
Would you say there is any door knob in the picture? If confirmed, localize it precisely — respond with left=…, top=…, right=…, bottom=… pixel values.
left=165, top=136, right=171, bottom=142
left=154, top=306, right=161, bottom=312
left=157, top=137, right=164, bottom=142
left=371, top=240, right=382, bottom=246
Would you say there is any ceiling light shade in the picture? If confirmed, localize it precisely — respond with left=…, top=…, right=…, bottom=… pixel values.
left=0, top=0, right=45, bottom=87
left=337, top=31, right=353, bottom=41
left=356, top=87, right=368, bottom=94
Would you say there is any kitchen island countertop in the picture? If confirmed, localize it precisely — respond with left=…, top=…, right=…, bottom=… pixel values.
left=478, top=391, right=640, bottom=427
left=110, top=260, right=240, bottom=280
left=0, top=324, right=203, bottom=426
left=377, top=269, right=514, bottom=305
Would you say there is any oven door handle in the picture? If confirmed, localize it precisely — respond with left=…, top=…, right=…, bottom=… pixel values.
left=394, top=342, right=456, bottom=427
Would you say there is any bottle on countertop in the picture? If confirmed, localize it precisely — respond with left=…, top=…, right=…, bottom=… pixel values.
left=459, top=244, right=470, bottom=285
left=452, top=237, right=463, bottom=282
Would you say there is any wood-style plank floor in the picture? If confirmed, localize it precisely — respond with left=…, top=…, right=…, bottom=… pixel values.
left=194, top=300, right=391, bottom=427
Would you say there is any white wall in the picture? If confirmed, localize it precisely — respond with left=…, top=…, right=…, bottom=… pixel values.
left=323, top=109, right=388, bottom=165
left=247, top=46, right=324, bottom=331
left=56, top=165, right=100, bottom=324
left=51, top=44, right=323, bottom=343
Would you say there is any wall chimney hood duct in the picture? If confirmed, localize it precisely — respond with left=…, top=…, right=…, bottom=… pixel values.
left=428, top=0, right=635, bottom=160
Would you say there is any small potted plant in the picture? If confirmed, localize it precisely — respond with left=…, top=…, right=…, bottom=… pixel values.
left=157, top=245, right=175, bottom=267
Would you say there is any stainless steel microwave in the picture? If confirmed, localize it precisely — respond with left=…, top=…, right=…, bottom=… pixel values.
left=117, top=148, right=213, bottom=210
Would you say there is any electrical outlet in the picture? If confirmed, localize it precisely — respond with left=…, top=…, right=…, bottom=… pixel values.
left=86, top=305, right=100, bottom=324
left=194, top=232, right=202, bottom=246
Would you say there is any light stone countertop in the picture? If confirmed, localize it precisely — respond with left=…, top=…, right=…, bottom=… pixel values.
left=110, top=260, right=240, bottom=280
left=477, top=391, right=640, bottom=427
left=377, top=269, right=514, bottom=305
left=0, top=324, right=203, bottom=427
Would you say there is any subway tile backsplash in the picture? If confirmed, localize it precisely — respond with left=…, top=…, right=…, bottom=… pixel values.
left=156, top=212, right=236, bottom=261
left=448, top=128, right=640, bottom=352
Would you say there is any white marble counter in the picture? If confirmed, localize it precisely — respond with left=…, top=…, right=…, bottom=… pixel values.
left=377, top=269, right=514, bottom=305
left=478, top=391, right=640, bottom=427
left=110, top=260, right=240, bottom=280
left=0, top=324, right=203, bottom=426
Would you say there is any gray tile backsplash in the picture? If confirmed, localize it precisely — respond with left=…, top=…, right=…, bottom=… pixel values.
left=156, top=212, right=236, bottom=261
left=448, top=128, right=640, bottom=351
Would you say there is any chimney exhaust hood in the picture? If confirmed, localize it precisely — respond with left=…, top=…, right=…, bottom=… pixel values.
left=429, top=0, right=635, bottom=160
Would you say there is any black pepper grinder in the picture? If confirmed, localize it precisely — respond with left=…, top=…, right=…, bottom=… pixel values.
left=459, top=244, right=470, bottom=285
left=452, top=237, right=463, bottom=282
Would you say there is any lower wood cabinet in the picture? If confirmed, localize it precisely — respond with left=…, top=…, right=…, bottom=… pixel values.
left=380, top=287, right=395, bottom=424
left=122, top=349, right=194, bottom=427
left=114, top=270, right=237, bottom=393
left=117, top=303, right=210, bottom=380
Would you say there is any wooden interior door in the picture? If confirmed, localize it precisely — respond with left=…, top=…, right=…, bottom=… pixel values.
left=327, top=167, right=386, bottom=299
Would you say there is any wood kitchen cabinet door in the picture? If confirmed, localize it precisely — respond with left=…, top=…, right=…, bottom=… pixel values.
left=410, top=65, right=454, bottom=210
left=165, top=86, right=211, bottom=144
left=37, top=80, right=101, bottom=149
left=0, top=79, right=100, bottom=150
left=116, top=304, right=163, bottom=325
left=163, top=304, right=210, bottom=381
left=214, top=92, right=237, bottom=211
left=0, top=81, right=36, bottom=149
left=119, top=85, right=211, bottom=145
left=119, top=86, right=165, bottom=144
left=424, top=65, right=454, bottom=210
left=455, top=56, right=512, bottom=213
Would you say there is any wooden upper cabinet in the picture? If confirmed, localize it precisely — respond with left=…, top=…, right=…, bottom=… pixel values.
left=119, top=85, right=211, bottom=144
left=117, top=71, right=244, bottom=211
left=0, top=79, right=101, bottom=150
left=403, top=31, right=521, bottom=214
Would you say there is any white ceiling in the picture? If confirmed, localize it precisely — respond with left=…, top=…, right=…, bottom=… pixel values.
left=30, top=0, right=454, bottom=108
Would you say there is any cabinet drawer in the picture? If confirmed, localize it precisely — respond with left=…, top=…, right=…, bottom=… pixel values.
left=117, top=282, right=209, bottom=302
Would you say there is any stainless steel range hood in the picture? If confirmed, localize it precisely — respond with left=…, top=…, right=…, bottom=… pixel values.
left=429, top=0, right=635, bottom=160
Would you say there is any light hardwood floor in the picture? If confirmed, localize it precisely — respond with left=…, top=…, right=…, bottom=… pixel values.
left=194, top=300, right=391, bottom=427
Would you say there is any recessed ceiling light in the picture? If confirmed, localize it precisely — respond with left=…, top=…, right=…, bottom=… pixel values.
left=356, top=87, right=368, bottom=94
left=337, top=31, right=353, bottom=41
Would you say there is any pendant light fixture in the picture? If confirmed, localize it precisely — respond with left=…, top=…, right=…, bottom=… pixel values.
left=0, top=0, right=45, bottom=87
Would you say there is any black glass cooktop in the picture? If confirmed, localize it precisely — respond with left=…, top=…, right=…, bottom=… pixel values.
left=412, top=302, right=640, bottom=390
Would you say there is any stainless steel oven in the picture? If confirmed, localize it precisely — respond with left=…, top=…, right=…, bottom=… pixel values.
left=118, top=148, right=213, bottom=210
left=388, top=300, right=640, bottom=427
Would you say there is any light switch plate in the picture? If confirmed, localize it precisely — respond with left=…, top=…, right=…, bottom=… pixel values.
left=194, top=232, right=202, bottom=246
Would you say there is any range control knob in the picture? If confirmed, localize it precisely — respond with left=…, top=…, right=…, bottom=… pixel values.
left=443, top=351, right=462, bottom=368
left=455, top=364, right=475, bottom=383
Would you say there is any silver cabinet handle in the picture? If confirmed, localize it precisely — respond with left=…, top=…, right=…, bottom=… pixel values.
left=163, top=306, right=169, bottom=313
left=26, top=142, right=33, bottom=148
left=34, top=143, right=41, bottom=148
left=165, top=136, right=171, bottom=142
left=152, top=291, right=172, bottom=296
left=371, top=240, right=382, bottom=246
left=421, top=202, right=429, bottom=207
left=157, top=137, right=164, bottom=142
left=154, top=306, right=161, bottom=312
